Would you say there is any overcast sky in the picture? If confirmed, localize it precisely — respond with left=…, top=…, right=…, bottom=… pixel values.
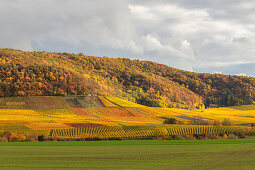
left=1, top=0, right=255, bottom=76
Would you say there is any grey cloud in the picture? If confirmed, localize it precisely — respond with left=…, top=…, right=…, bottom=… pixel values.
left=195, top=62, right=255, bottom=77
left=0, top=0, right=255, bottom=76
left=0, top=0, right=134, bottom=50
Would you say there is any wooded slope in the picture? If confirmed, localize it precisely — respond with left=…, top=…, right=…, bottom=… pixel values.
left=0, top=48, right=254, bottom=108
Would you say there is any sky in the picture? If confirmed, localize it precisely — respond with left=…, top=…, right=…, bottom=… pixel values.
left=1, top=0, right=255, bottom=76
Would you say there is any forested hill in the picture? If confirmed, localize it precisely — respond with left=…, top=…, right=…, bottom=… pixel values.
left=0, top=48, right=255, bottom=108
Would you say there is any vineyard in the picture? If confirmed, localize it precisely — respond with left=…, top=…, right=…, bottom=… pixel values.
left=50, top=125, right=253, bottom=139
left=0, top=96, right=255, bottom=139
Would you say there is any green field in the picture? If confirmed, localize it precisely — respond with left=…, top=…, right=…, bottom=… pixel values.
left=0, top=140, right=255, bottom=169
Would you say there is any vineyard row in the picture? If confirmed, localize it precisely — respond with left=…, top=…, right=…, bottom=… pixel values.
left=50, top=125, right=253, bottom=139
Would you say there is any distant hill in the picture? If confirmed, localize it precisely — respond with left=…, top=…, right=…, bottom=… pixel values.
left=0, top=48, right=255, bottom=108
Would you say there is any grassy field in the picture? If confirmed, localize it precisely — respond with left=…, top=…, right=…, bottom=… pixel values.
left=0, top=139, right=254, bottom=169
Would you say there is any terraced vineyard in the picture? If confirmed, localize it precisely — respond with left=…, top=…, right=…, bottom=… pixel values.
left=0, top=96, right=255, bottom=139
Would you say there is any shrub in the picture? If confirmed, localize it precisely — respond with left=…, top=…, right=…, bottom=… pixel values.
left=38, top=135, right=45, bottom=141
left=162, top=136, right=173, bottom=140
left=154, top=136, right=173, bottom=140
left=185, top=135, right=196, bottom=140
left=251, top=123, right=255, bottom=127
left=198, top=135, right=205, bottom=140
left=18, top=135, right=26, bottom=142
left=108, top=137, right=122, bottom=140
left=28, top=133, right=38, bottom=141
left=222, top=134, right=228, bottom=139
left=163, top=118, right=177, bottom=124
left=227, top=134, right=238, bottom=139
left=222, top=118, right=232, bottom=126
left=4, top=131, right=12, bottom=141
left=49, top=136, right=58, bottom=141
left=84, top=137, right=103, bottom=141
left=212, top=120, right=222, bottom=126
left=205, top=133, right=220, bottom=139
left=0, top=130, right=4, bottom=137
left=190, top=116, right=211, bottom=125
left=154, top=128, right=168, bottom=137
left=9, top=134, right=19, bottom=142
left=1, top=131, right=26, bottom=142
left=172, top=135, right=185, bottom=140
left=236, top=132, right=246, bottom=138
left=0, top=137, right=8, bottom=142
left=251, top=127, right=255, bottom=136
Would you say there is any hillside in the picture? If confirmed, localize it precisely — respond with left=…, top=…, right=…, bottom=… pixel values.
left=0, top=96, right=254, bottom=139
left=1, top=48, right=255, bottom=108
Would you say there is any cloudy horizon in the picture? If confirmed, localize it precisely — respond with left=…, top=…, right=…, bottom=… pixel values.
left=1, top=0, right=255, bottom=76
